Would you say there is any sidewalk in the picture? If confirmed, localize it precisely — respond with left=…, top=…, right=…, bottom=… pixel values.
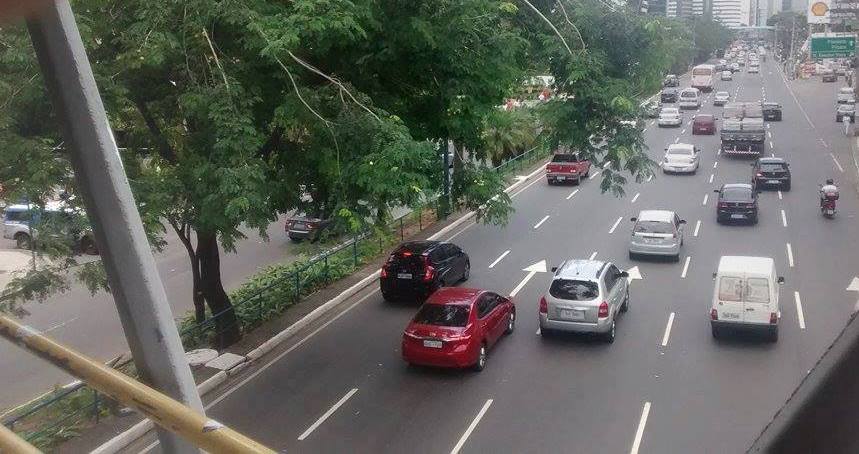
left=0, top=249, right=33, bottom=291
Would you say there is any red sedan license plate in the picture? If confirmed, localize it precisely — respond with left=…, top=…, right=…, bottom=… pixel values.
left=423, top=340, right=443, bottom=348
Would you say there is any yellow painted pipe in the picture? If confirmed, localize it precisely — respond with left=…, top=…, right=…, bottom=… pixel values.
left=0, top=316, right=274, bottom=454
left=0, top=423, right=41, bottom=454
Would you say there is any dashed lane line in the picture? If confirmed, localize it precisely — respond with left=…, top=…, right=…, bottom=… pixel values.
left=708, top=174, right=714, bottom=184
left=609, top=216, right=623, bottom=234
left=786, top=243, right=794, bottom=268
left=681, top=256, right=691, bottom=278
left=830, top=153, right=845, bottom=173
left=795, top=292, right=806, bottom=330
left=629, top=402, right=652, bottom=454
left=450, top=399, right=493, bottom=454
left=589, top=251, right=598, bottom=260
left=702, top=193, right=709, bottom=206
left=566, top=189, right=579, bottom=200
left=694, top=220, right=701, bottom=237
left=534, top=215, right=550, bottom=229
left=298, top=388, right=359, bottom=441
left=488, top=250, right=511, bottom=269
left=590, top=170, right=601, bottom=180
left=781, top=209, right=788, bottom=227
left=661, top=312, right=675, bottom=347
left=631, top=192, right=640, bottom=203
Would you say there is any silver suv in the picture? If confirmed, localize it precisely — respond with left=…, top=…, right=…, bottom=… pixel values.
left=538, top=260, right=630, bottom=343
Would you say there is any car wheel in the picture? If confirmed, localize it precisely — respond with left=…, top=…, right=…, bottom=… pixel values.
left=751, top=214, right=759, bottom=225
left=461, top=261, right=470, bottom=282
left=583, top=168, right=590, bottom=177
left=14, top=233, right=31, bottom=250
left=604, top=320, right=616, bottom=344
left=628, top=251, right=637, bottom=260
left=716, top=215, right=724, bottom=225
left=505, top=310, right=516, bottom=334
left=673, top=253, right=681, bottom=263
left=289, top=235, right=302, bottom=243
left=473, top=343, right=487, bottom=371
left=621, top=291, right=630, bottom=313
left=711, top=325, right=721, bottom=339
left=783, top=181, right=791, bottom=192
left=539, top=327, right=553, bottom=338
left=769, top=326, right=779, bottom=343
left=547, top=179, right=554, bottom=186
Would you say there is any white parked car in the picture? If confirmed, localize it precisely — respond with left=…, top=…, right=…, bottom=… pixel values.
left=710, top=256, right=784, bottom=342
left=661, top=143, right=700, bottom=174
left=657, top=107, right=682, bottom=127
left=713, top=91, right=730, bottom=106
left=721, top=70, right=733, bottom=81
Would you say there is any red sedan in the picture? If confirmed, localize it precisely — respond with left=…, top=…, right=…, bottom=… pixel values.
left=692, top=114, right=716, bottom=135
left=402, top=288, right=515, bottom=371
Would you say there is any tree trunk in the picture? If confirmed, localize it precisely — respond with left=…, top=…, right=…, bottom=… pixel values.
left=171, top=223, right=206, bottom=323
left=451, top=141, right=465, bottom=205
left=196, top=231, right=241, bottom=349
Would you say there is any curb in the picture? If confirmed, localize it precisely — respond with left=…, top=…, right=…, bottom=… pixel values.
left=92, top=157, right=549, bottom=454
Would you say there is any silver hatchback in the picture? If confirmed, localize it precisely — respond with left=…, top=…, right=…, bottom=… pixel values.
left=628, top=210, right=685, bottom=261
left=538, top=260, right=629, bottom=343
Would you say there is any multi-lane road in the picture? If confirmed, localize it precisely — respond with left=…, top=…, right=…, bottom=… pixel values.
left=130, top=58, right=859, bottom=454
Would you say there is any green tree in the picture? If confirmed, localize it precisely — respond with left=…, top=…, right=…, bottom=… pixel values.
left=481, top=109, right=538, bottom=167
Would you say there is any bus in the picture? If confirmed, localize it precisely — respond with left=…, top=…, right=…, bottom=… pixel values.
left=691, top=64, right=716, bottom=92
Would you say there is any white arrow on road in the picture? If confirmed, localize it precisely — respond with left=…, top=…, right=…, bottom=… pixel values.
left=626, top=266, right=643, bottom=285
left=509, top=260, right=547, bottom=297
left=847, top=277, right=859, bottom=313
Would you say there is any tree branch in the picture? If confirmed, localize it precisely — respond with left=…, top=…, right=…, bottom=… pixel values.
left=557, top=1, right=587, bottom=52
left=132, top=97, right=178, bottom=163
left=519, top=0, right=574, bottom=57
left=201, top=27, right=230, bottom=90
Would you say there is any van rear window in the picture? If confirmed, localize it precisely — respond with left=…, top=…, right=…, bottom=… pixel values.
left=745, top=278, right=770, bottom=303
left=719, top=277, right=743, bottom=302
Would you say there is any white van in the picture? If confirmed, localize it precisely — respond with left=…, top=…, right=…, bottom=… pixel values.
left=710, top=256, right=784, bottom=341
left=678, top=88, right=701, bottom=109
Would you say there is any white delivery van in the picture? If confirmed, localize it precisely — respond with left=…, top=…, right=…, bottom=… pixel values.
left=710, top=256, right=784, bottom=341
left=678, top=88, right=701, bottom=109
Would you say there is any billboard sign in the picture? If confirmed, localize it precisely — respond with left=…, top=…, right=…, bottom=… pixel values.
left=830, top=0, right=859, bottom=23
left=811, top=33, right=857, bottom=59
left=808, top=0, right=832, bottom=24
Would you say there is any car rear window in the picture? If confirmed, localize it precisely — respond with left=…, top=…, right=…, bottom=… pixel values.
left=760, top=163, right=786, bottom=172
left=413, top=304, right=469, bottom=327
left=669, top=147, right=694, bottom=155
left=549, top=279, right=598, bottom=301
left=721, top=187, right=752, bottom=200
left=551, top=154, right=578, bottom=163
left=634, top=220, right=674, bottom=234
left=4, top=210, right=29, bottom=223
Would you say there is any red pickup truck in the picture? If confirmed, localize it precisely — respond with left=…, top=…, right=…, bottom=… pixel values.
left=546, top=153, right=591, bottom=185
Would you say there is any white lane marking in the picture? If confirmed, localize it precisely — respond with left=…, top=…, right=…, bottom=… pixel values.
left=781, top=209, right=787, bottom=227
left=589, top=251, right=598, bottom=260
left=776, top=63, right=816, bottom=129
left=447, top=220, right=477, bottom=241
left=767, top=131, right=772, bottom=138
left=661, top=312, right=675, bottom=347
left=510, top=173, right=546, bottom=198
left=631, top=192, right=640, bottom=203
left=488, top=250, right=511, bottom=269
left=778, top=190, right=783, bottom=200
left=629, top=402, right=652, bottom=454
left=674, top=137, right=680, bottom=143
left=566, top=189, right=579, bottom=200
left=717, top=149, right=722, bottom=156
left=771, top=153, right=775, bottom=157
left=708, top=174, right=714, bottom=184
left=766, top=123, right=771, bottom=129
left=795, top=292, right=806, bottom=330
left=713, top=161, right=718, bottom=169
left=681, top=256, right=691, bottom=278
left=450, top=399, right=493, bottom=454
left=786, top=243, right=794, bottom=268
left=298, top=388, right=359, bottom=441
left=590, top=170, right=601, bottom=180
left=646, top=174, right=653, bottom=182
left=702, top=193, right=709, bottom=206
left=769, top=140, right=774, bottom=149
left=609, top=216, right=623, bottom=234
left=681, top=128, right=686, bottom=134
left=650, top=120, right=656, bottom=126
left=694, top=220, right=701, bottom=237
left=534, top=215, right=550, bottom=229
left=603, top=161, right=612, bottom=168
left=830, top=153, right=845, bottom=173
left=820, top=138, right=829, bottom=148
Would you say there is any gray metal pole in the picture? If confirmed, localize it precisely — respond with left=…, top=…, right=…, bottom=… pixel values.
left=26, top=2, right=202, bottom=452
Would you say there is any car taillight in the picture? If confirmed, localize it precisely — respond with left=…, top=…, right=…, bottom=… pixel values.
left=711, top=309, right=718, bottom=320
left=539, top=297, right=548, bottom=314
left=306, top=222, right=317, bottom=229
left=770, top=312, right=778, bottom=324
left=421, top=256, right=435, bottom=282
left=381, top=267, right=388, bottom=278
left=718, top=202, right=729, bottom=208
left=598, top=301, right=609, bottom=318
left=756, top=172, right=763, bottom=177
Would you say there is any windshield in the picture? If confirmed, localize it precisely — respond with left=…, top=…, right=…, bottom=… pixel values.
left=721, top=187, right=753, bottom=200
left=693, top=68, right=712, bottom=75
left=549, top=279, right=599, bottom=300
left=413, top=304, right=469, bottom=327
left=551, top=154, right=578, bottom=163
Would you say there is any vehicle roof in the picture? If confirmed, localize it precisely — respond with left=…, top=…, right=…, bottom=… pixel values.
left=758, top=157, right=786, bottom=164
left=717, top=256, right=774, bottom=276
left=762, top=102, right=781, bottom=107
left=425, top=287, right=484, bottom=306
left=395, top=240, right=440, bottom=254
left=668, top=143, right=694, bottom=151
left=716, top=91, right=730, bottom=95
left=722, top=183, right=753, bottom=190
left=680, top=87, right=700, bottom=93
left=840, top=87, right=853, bottom=93
left=694, top=114, right=715, bottom=119
left=637, top=210, right=675, bottom=223
left=556, top=260, right=607, bottom=280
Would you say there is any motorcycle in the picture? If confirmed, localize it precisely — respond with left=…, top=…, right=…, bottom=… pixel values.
left=820, top=186, right=839, bottom=218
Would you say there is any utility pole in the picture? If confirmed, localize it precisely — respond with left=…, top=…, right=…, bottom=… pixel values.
left=440, top=140, right=451, bottom=220
left=26, top=2, right=202, bottom=453
left=788, top=15, right=797, bottom=78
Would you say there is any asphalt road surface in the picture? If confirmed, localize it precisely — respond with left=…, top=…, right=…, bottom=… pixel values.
left=134, top=60, right=859, bottom=454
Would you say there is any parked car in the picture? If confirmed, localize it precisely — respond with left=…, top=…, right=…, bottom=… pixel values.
left=402, top=287, right=515, bottom=371
left=663, top=74, right=679, bottom=87
left=714, top=91, right=730, bottom=105
left=3, top=203, right=98, bottom=254
left=545, top=152, right=591, bottom=185
left=837, top=86, right=856, bottom=104
left=539, top=260, right=629, bottom=343
left=661, top=143, right=700, bottom=174
left=661, top=87, right=678, bottom=103
left=284, top=214, right=333, bottom=242
left=836, top=103, right=856, bottom=123
left=658, top=107, right=682, bottom=127
left=628, top=210, right=686, bottom=261
left=752, top=157, right=791, bottom=191
left=380, top=241, right=470, bottom=301
left=762, top=102, right=782, bottom=121
left=710, top=256, right=784, bottom=342
left=692, top=114, right=716, bottom=135
left=715, top=184, right=760, bottom=224
left=822, top=69, right=837, bottom=82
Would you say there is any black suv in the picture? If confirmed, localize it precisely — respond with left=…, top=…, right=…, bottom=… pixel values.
left=762, top=102, right=782, bottom=121
left=380, top=241, right=470, bottom=301
left=661, top=88, right=678, bottom=103
left=663, top=74, right=679, bottom=87
left=715, top=184, right=760, bottom=224
left=752, top=157, right=791, bottom=191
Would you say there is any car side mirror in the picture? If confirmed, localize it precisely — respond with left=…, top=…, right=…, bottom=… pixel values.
left=619, top=271, right=629, bottom=278
left=777, top=276, right=785, bottom=284
left=551, top=266, right=558, bottom=272
left=713, top=189, right=721, bottom=193
left=712, top=272, right=718, bottom=280
left=630, top=217, right=638, bottom=222
left=679, top=219, right=687, bottom=224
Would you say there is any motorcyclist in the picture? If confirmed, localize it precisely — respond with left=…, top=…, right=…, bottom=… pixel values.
left=820, top=178, right=839, bottom=208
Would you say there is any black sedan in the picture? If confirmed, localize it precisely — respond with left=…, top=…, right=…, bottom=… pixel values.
left=380, top=241, right=470, bottom=302
left=752, top=157, right=791, bottom=191
left=661, top=88, right=678, bottom=103
left=715, top=184, right=760, bottom=225
left=762, top=102, right=782, bottom=121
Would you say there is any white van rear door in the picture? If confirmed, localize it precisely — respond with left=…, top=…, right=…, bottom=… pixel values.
left=717, top=276, right=745, bottom=322
left=743, top=277, right=772, bottom=325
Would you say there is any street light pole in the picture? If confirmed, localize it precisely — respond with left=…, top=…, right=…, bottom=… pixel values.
left=26, top=2, right=203, bottom=452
